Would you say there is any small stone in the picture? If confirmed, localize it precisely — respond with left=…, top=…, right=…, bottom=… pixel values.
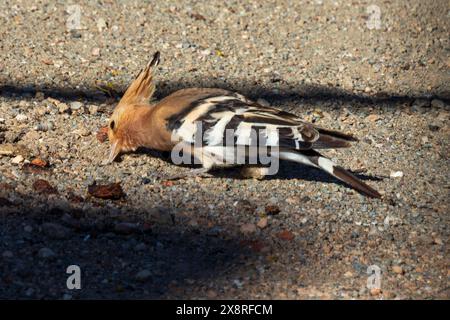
left=33, top=179, right=58, bottom=194
left=200, top=49, right=211, bottom=56
left=88, top=105, right=99, bottom=115
left=58, top=103, right=70, bottom=114
left=206, top=289, right=218, bottom=299
left=135, top=269, right=152, bottom=282
left=365, top=114, right=381, bottom=122
left=88, top=182, right=125, bottom=200
left=2, top=250, right=13, bottom=258
left=35, top=91, right=45, bottom=100
left=392, top=265, right=403, bottom=274
left=344, top=271, right=353, bottom=278
left=96, top=127, right=109, bottom=143
left=370, top=288, right=382, bottom=296
left=25, top=288, right=35, bottom=297
left=134, top=243, right=147, bottom=252
left=97, top=18, right=107, bottom=32
left=91, top=47, right=100, bottom=56
left=257, top=217, right=268, bottom=229
left=431, top=99, right=445, bottom=109
left=148, top=207, right=173, bottom=225
left=240, top=223, right=257, bottom=234
left=412, top=99, right=430, bottom=108
left=15, top=114, right=28, bottom=122
left=38, top=247, right=56, bottom=259
left=69, top=101, right=83, bottom=111
left=62, top=293, right=72, bottom=300
left=277, top=230, right=295, bottom=241
left=234, top=199, right=256, bottom=215
left=31, top=158, right=49, bottom=167
left=265, top=204, right=280, bottom=215
left=24, top=225, right=33, bottom=232
left=41, top=222, right=71, bottom=239
left=11, top=155, right=24, bottom=164
left=390, top=171, right=404, bottom=178
left=114, top=222, right=139, bottom=234
left=34, top=122, right=54, bottom=131
left=428, top=123, right=441, bottom=132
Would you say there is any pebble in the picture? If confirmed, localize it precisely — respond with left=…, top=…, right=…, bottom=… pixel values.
left=62, top=293, right=73, bottom=300
left=38, top=247, right=56, bottom=259
left=135, top=269, right=152, bottom=282
left=206, top=289, right=218, bottom=298
left=25, top=288, right=35, bottom=297
left=70, top=101, right=83, bottom=111
left=365, top=114, right=381, bottom=122
left=392, top=265, right=404, bottom=274
left=430, top=99, right=445, bottom=109
left=97, top=18, right=107, bottom=32
left=240, top=223, right=257, bottom=234
left=2, top=250, right=13, bottom=258
left=88, top=105, right=99, bottom=115
left=33, top=179, right=58, bottom=194
left=15, top=114, right=28, bottom=122
left=91, top=48, right=100, bottom=56
left=277, top=230, right=295, bottom=241
left=34, top=122, right=54, bottom=131
left=114, top=222, right=140, bottom=234
left=58, top=103, right=70, bottom=114
left=200, top=49, right=211, bottom=56
left=265, top=205, right=280, bottom=215
left=370, top=288, right=382, bottom=296
left=257, top=217, right=268, bottom=229
left=88, top=182, right=126, bottom=200
left=41, top=222, right=71, bottom=240
left=134, top=243, right=147, bottom=252
left=11, top=155, right=24, bottom=164
left=344, top=271, right=353, bottom=278
left=412, top=99, right=430, bottom=108
left=390, top=171, right=404, bottom=178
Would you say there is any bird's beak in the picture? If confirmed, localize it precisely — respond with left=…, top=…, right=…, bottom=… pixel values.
left=105, top=140, right=121, bottom=164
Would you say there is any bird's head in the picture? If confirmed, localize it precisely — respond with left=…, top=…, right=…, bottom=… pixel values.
left=106, top=51, right=160, bottom=163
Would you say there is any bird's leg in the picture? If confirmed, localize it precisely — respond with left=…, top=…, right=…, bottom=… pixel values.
left=165, top=167, right=213, bottom=180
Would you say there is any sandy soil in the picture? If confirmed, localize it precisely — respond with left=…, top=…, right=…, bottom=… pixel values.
left=0, top=0, right=448, bottom=299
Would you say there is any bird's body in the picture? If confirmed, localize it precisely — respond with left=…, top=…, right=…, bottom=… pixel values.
left=107, top=52, right=381, bottom=198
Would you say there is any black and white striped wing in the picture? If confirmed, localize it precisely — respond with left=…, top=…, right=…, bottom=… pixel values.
left=166, top=91, right=355, bottom=150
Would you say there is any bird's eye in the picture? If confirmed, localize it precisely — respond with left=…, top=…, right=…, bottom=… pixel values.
left=110, top=120, right=115, bottom=130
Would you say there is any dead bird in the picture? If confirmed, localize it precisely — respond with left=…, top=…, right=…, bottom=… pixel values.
left=106, top=52, right=381, bottom=198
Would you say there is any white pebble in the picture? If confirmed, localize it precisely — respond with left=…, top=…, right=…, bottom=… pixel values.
left=390, top=171, right=404, bottom=178
left=11, top=155, right=24, bottom=164
left=15, top=114, right=28, bottom=122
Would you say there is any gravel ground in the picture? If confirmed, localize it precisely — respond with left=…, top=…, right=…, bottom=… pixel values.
left=0, top=0, right=449, bottom=299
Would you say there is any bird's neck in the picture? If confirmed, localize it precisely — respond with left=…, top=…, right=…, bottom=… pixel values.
left=129, top=105, right=172, bottom=151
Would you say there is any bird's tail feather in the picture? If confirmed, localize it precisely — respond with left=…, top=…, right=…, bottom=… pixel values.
left=312, top=127, right=358, bottom=149
left=278, top=150, right=381, bottom=198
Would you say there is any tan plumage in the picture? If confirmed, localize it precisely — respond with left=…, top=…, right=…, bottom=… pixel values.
left=107, top=52, right=381, bottom=198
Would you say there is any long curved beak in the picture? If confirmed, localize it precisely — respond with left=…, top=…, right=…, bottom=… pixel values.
left=105, top=140, right=121, bottom=164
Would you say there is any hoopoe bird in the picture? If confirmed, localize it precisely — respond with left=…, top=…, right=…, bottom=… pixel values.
left=106, top=52, right=381, bottom=198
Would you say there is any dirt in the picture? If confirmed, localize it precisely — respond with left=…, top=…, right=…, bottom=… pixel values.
left=0, top=0, right=449, bottom=299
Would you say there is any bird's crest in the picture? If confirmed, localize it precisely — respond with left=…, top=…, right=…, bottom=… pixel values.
left=119, top=51, right=160, bottom=106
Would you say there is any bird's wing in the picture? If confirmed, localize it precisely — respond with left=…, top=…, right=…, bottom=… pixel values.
left=166, top=91, right=356, bottom=150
